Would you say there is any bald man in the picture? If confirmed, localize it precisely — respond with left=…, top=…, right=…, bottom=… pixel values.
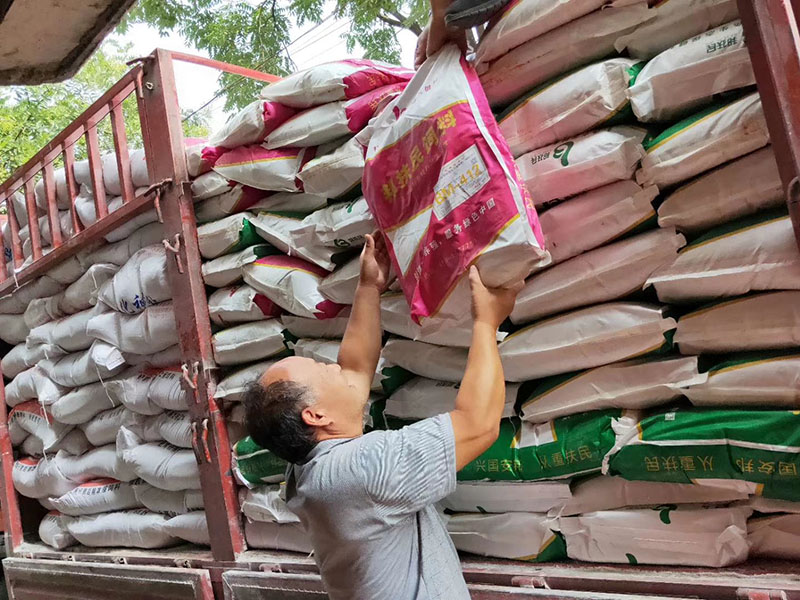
left=243, top=231, right=522, bottom=599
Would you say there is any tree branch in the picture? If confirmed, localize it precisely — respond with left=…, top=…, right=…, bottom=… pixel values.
left=379, top=9, right=421, bottom=35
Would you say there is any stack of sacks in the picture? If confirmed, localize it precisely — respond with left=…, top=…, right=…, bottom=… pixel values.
left=198, top=59, right=413, bottom=551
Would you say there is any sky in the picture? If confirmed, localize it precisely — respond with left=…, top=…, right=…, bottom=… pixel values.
left=112, top=10, right=419, bottom=133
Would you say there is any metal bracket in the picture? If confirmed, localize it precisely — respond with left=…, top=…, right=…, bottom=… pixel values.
left=181, top=361, right=199, bottom=391
left=174, top=558, right=193, bottom=569
left=511, top=576, right=548, bottom=589
left=200, top=418, right=212, bottom=463
left=112, top=556, right=128, bottom=565
left=736, top=589, right=789, bottom=600
left=163, top=233, right=184, bottom=274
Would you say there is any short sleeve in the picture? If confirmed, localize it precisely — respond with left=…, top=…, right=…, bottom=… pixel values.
left=358, top=413, right=457, bottom=520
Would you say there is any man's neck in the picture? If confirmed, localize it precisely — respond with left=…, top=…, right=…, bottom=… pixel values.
left=316, top=428, right=364, bottom=443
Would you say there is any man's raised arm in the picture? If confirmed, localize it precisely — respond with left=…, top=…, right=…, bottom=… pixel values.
left=450, top=267, right=523, bottom=470
left=337, top=232, right=391, bottom=397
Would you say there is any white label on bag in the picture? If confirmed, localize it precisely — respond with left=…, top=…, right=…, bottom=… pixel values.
left=433, top=145, right=490, bottom=220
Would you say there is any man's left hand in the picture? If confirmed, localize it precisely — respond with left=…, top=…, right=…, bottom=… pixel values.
left=359, top=231, right=391, bottom=292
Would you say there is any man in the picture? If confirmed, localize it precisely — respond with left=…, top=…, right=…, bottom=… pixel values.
left=244, top=231, right=523, bottom=599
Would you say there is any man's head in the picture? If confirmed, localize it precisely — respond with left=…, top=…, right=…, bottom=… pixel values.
left=243, top=356, right=367, bottom=463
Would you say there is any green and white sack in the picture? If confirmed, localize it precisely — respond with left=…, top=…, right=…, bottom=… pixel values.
left=480, top=4, right=651, bottom=107
left=560, top=506, right=751, bottom=567
left=249, top=211, right=344, bottom=271
left=646, top=213, right=800, bottom=303
left=201, top=244, right=279, bottom=288
left=459, top=410, right=628, bottom=482
left=211, top=319, right=287, bottom=366
left=512, top=228, right=685, bottom=324
left=749, top=514, right=800, bottom=560
left=319, top=257, right=360, bottom=305
left=675, top=291, right=800, bottom=354
left=197, top=213, right=262, bottom=259
left=745, top=495, right=800, bottom=515
left=615, top=0, right=739, bottom=60
left=385, top=377, right=517, bottom=422
left=629, top=20, right=754, bottom=122
left=637, top=92, right=769, bottom=188
left=516, top=126, right=647, bottom=206
left=657, top=147, right=782, bottom=233
left=500, top=302, right=676, bottom=382
left=500, top=59, right=641, bottom=158
left=557, top=475, right=753, bottom=517
left=233, top=436, right=287, bottom=487
left=196, top=190, right=326, bottom=224
left=290, top=197, right=374, bottom=253
left=521, top=356, right=704, bottom=423
left=380, top=338, right=467, bottom=383
left=214, top=360, right=279, bottom=402
left=208, top=284, right=281, bottom=326
left=605, top=408, right=800, bottom=501
left=685, top=351, right=800, bottom=407
left=442, top=481, right=571, bottom=514
left=539, top=180, right=658, bottom=265
left=298, top=137, right=364, bottom=199
left=447, top=512, right=566, bottom=562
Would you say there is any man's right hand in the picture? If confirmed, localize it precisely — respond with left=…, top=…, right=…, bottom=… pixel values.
left=468, top=265, right=524, bottom=330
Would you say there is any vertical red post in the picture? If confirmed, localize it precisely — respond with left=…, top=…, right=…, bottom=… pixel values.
left=0, top=199, right=6, bottom=284
left=738, top=0, right=800, bottom=251
left=84, top=123, right=108, bottom=220
left=110, top=99, right=136, bottom=204
left=0, top=371, right=24, bottom=552
left=62, top=144, right=83, bottom=235
left=138, top=49, right=245, bottom=561
left=4, top=188, right=24, bottom=269
left=23, top=178, right=42, bottom=261
left=42, top=161, right=63, bottom=247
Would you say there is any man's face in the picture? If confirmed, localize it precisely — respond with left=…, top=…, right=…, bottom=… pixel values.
left=261, top=356, right=366, bottom=437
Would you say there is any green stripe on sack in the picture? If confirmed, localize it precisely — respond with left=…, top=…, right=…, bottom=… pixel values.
left=644, top=100, right=734, bottom=152
left=233, top=436, right=287, bottom=485
left=698, top=349, right=800, bottom=374
left=681, top=208, right=788, bottom=252
left=231, top=218, right=264, bottom=253
left=515, top=532, right=568, bottom=563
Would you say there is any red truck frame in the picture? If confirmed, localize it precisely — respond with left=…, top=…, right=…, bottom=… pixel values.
left=1, top=1, right=800, bottom=597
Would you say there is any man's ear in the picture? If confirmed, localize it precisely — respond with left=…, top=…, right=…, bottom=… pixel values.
left=301, top=405, right=333, bottom=428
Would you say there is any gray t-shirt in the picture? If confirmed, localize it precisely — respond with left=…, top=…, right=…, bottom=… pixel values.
left=285, top=413, right=470, bottom=600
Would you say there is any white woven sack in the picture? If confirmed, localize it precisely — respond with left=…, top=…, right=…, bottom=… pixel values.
left=51, top=429, right=92, bottom=456
left=2, top=343, right=64, bottom=379
left=448, top=512, right=560, bottom=561
left=280, top=311, right=350, bottom=339
left=129, top=410, right=193, bottom=449
left=106, top=366, right=187, bottom=413
left=87, top=302, right=177, bottom=355
left=5, top=367, right=68, bottom=408
left=81, top=405, right=129, bottom=446
left=214, top=360, right=279, bottom=402
left=298, top=137, right=364, bottom=199
left=319, top=257, right=359, bottom=305
left=50, top=382, right=120, bottom=425
left=517, top=126, right=646, bottom=206
left=248, top=211, right=344, bottom=271
left=122, top=345, right=182, bottom=369
left=443, top=481, right=571, bottom=514
left=647, top=214, right=800, bottom=303
left=658, top=147, right=782, bottom=233
left=500, top=302, right=676, bottom=381
left=194, top=185, right=266, bottom=224
left=629, top=20, right=754, bottom=122
left=58, top=445, right=138, bottom=483
left=239, top=485, right=299, bottom=523
left=480, top=4, right=651, bottom=107
left=50, top=479, right=141, bottom=516
left=520, top=356, right=705, bottom=423
left=557, top=475, right=753, bottom=517
left=208, top=284, right=281, bottom=326
left=749, top=514, right=800, bottom=560
left=197, top=213, right=258, bottom=259
left=539, top=180, right=658, bottom=265
left=98, top=245, right=171, bottom=314
left=380, top=338, right=467, bottom=383
left=615, top=0, right=740, bottom=60
left=39, top=341, right=126, bottom=388
left=244, top=519, right=312, bottom=552
left=162, top=511, right=210, bottom=545
left=637, top=92, right=769, bottom=187
left=63, top=263, right=120, bottom=312
left=212, top=319, right=286, bottom=366
left=13, top=455, right=77, bottom=498
left=75, top=189, right=159, bottom=243
left=27, top=305, right=98, bottom=352
left=290, top=197, right=374, bottom=252
left=117, top=427, right=200, bottom=491
left=0, top=274, right=64, bottom=315
left=192, top=171, right=232, bottom=200
left=512, top=228, right=685, bottom=324
left=133, top=482, right=205, bottom=515
left=560, top=507, right=751, bottom=567
left=86, top=222, right=164, bottom=267
left=292, top=338, right=383, bottom=392
left=499, top=58, right=640, bottom=158
left=65, top=509, right=179, bottom=549
left=39, top=511, right=76, bottom=549
left=386, top=377, right=517, bottom=421
left=685, top=352, right=800, bottom=407
left=0, top=313, right=29, bottom=344
left=676, top=292, right=800, bottom=354
left=201, top=244, right=274, bottom=288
